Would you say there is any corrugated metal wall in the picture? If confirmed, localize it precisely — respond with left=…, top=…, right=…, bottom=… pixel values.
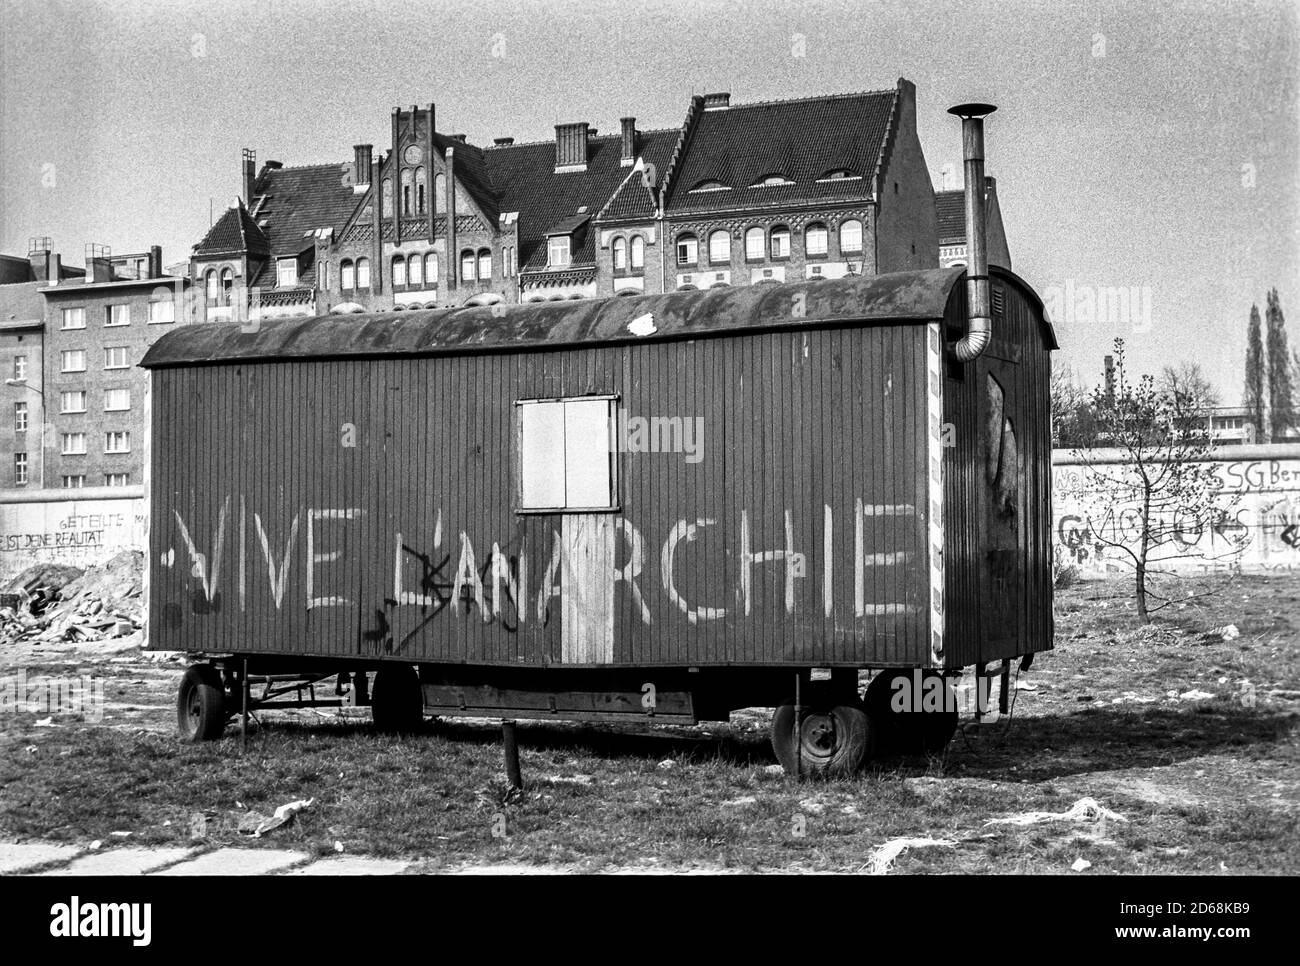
left=940, top=279, right=1054, bottom=667
left=149, top=324, right=935, bottom=668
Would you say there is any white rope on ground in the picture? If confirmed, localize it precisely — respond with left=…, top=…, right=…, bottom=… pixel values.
left=984, top=797, right=1127, bottom=827
left=864, top=837, right=958, bottom=875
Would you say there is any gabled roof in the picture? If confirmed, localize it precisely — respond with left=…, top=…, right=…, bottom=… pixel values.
left=594, top=131, right=681, bottom=224
left=935, top=190, right=966, bottom=245
left=193, top=199, right=269, bottom=257
left=482, top=132, right=675, bottom=273
left=432, top=134, right=499, bottom=225
left=663, top=89, right=898, bottom=216
left=247, top=163, right=358, bottom=255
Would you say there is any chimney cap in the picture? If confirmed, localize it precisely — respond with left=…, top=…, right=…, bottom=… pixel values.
left=703, top=92, right=731, bottom=110
left=493, top=137, right=515, bottom=147
left=947, top=102, right=997, bottom=119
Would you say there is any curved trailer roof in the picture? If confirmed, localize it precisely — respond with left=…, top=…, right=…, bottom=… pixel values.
left=141, top=266, right=1055, bottom=369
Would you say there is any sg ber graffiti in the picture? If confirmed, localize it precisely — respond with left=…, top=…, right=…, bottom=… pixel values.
left=168, top=497, right=922, bottom=625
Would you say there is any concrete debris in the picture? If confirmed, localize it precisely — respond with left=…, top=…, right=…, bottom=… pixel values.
left=0, top=552, right=143, bottom=648
left=1215, top=624, right=1241, bottom=641
left=237, top=798, right=317, bottom=838
left=986, top=797, right=1127, bottom=827
left=865, top=837, right=957, bottom=875
left=1071, top=857, right=1092, bottom=872
left=1178, top=689, right=1216, bottom=701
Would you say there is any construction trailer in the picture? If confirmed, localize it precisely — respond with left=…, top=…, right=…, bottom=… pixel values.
left=141, top=104, right=1057, bottom=775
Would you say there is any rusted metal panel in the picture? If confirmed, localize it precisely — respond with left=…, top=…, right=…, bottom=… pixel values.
left=140, top=269, right=967, bottom=369
left=150, top=327, right=936, bottom=667
left=940, top=267, right=1055, bottom=667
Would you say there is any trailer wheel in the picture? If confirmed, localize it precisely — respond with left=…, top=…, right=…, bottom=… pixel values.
left=177, top=665, right=227, bottom=742
left=864, top=669, right=958, bottom=756
left=770, top=686, right=871, bottom=777
left=371, top=665, right=424, bottom=735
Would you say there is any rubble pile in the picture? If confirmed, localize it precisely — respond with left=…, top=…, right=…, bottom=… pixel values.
left=0, top=551, right=144, bottom=646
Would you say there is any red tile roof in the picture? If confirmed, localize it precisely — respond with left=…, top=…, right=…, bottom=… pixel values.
left=193, top=200, right=269, bottom=257
left=935, top=189, right=966, bottom=244
left=663, top=90, right=897, bottom=216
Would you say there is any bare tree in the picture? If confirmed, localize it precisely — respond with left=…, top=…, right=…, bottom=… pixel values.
left=1073, top=339, right=1244, bottom=622
left=1051, top=359, right=1099, bottom=448
left=1160, top=361, right=1221, bottom=420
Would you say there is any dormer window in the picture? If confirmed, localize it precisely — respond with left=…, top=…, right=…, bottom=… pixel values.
left=751, top=174, right=793, bottom=187
left=816, top=169, right=862, bottom=182
left=548, top=235, right=571, bottom=267
left=276, top=258, right=298, bottom=288
left=689, top=179, right=731, bottom=193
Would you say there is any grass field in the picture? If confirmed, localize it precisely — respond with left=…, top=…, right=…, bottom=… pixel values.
left=1, top=573, right=1296, bottom=873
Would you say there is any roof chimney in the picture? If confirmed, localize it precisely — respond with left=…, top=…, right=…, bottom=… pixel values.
left=27, top=237, right=51, bottom=283
left=85, top=243, right=113, bottom=283
left=620, top=117, right=637, bottom=165
left=703, top=92, right=731, bottom=111
left=353, top=144, right=373, bottom=186
left=947, top=103, right=996, bottom=362
left=242, top=148, right=256, bottom=203
left=451, top=133, right=467, bottom=143
left=555, top=122, right=589, bottom=170
left=149, top=245, right=163, bottom=279
left=493, top=137, right=515, bottom=147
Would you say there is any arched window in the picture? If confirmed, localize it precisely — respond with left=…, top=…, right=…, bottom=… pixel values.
left=805, top=223, right=828, bottom=257
left=355, top=257, right=370, bottom=289
left=460, top=249, right=476, bottom=282
left=630, top=235, right=645, bottom=271
left=425, top=252, right=439, bottom=286
left=675, top=233, right=698, bottom=266
left=392, top=254, right=407, bottom=288
left=341, top=260, right=355, bottom=291
left=708, top=229, right=730, bottom=265
left=744, top=227, right=765, bottom=261
left=381, top=178, right=392, bottom=217
left=415, top=167, right=427, bottom=214
left=477, top=248, right=492, bottom=282
left=612, top=237, right=627, bottom=271
left=770, top=225, right=791, bottom=259
left=434, top=173, right=446, bottom=215
left=220, top=268, right=234, bottom=305
left=839, top=219, right=863, bottom=254
left=204, top=270, right=218, bottom=306
left=408, top=251, right=423, bottom=287
left=400, top=168, right=413, bottom=216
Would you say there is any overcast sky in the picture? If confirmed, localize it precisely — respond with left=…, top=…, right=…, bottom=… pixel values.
left=1, top=0, right=1295, bottom=400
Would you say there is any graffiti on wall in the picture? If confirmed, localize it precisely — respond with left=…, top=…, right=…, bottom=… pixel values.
left=159, top=496, right=927, bottom=660
left=1053, top=453, right=1300, bottom=574
left=0, top=499, right=146, bottom=580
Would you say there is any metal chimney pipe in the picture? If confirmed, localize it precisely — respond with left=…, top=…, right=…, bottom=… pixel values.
left=947, top=103, right=996, bottom=361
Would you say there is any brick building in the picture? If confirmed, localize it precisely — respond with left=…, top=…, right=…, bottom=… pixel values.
left=38, top=245, right=192, bottom=489
left=191, top=79, right=945, bottom=317
left=935, top=176, right=1012, bottom=269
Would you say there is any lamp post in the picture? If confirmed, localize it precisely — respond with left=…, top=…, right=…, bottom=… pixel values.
left=5, top=377, right=46, bottom=489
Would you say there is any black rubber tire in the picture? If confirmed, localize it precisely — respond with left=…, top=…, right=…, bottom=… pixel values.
left=864, top=669, right=958, bottom=756
left=371, top=665, right=424, bottom=735
left=770, top=684, right=871, bottom=777
left=177, top=665, right=227, bottom=742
